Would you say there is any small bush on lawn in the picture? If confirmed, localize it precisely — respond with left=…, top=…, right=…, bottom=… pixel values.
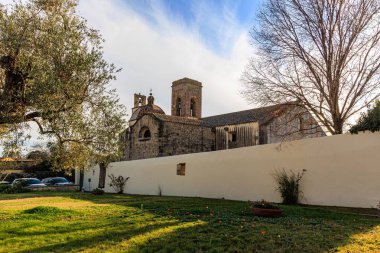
left=274, top=169, right=306, bottom=205
left=2, top=181, right=31, bottom=194
left=23, top=206, right=71, bottom=215
left=0, top=184, right=11, bottom=193
left=108, top=174, right=130, bottom=194
left=92, top=188, right=105, bottom=195
left=250, top=199, right=280, bottom=209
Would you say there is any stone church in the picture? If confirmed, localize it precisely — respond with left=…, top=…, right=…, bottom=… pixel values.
left=120, top=78, right=325, bottom=161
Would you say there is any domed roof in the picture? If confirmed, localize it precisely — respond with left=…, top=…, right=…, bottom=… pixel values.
left=129, top=104, right=165, bottom=122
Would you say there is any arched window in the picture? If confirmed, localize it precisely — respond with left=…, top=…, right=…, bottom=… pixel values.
left=139, top=126, right=151, bottom=141
left=144, top=129, right=151, bottom=138
left=176, top=98, right=182, bottom=116
left=190, top=98, right=196, bottom=117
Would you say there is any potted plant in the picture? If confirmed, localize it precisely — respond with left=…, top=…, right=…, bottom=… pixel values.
left=251, top=199, right=283, bottom=217
left=92, top=188, right=105, bottom=195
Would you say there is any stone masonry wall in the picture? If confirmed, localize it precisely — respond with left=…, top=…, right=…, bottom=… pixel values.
left=159, top=121, right=214, bottom=156
left=261, top=107, right=326, bottom=144
left=171, top=81, right=202, bottom=118
left=123, top=114, right=215, bottom=161
left=123, top=115, right=161, bottom=161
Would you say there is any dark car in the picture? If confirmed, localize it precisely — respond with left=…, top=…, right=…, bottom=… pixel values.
left=41, top=177, right=73, bottom=186
left=12, top=178, right=46, bottom=188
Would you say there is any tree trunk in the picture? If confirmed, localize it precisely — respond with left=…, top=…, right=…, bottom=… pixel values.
left=332, top=118, right=344, bottom=135
left=98, top=162, right=107, bottom=189
left=0, top=56, right=26, bottom=119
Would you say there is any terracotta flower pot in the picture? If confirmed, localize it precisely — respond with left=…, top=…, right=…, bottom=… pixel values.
left=252, top=207, right=283, bottom=217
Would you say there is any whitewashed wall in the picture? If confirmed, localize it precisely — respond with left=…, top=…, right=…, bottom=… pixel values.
left=79, top=132, right=380, bottom=208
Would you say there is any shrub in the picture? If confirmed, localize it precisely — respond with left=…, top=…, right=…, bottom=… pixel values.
left=92, top=188, right=105, bottom=195
left=250, top=199, right=279, bottom=209
left=2, top=181, right=31, bottom=194
left=23, top=206, right=67, bottom=215
left=108, top=174, right=130, bottom=194
left=273, top=169, right=306, bottom=205
left=157, top=185, right=163, bottom=196
left=0, top=184, right=11, bottom=193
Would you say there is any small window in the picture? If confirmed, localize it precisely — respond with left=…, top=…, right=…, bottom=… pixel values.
left=144, top=129, right=151, bottom=138
left=231, top=132, right=237, bottom=142
left=139, top=127, right=151, bottom=141
left=190, top=98, right=196, bottom=117
left=176, top=98, right=182, bottom=116
left=177, top=163, right=186, bottom=176
left=299, top=117, right=304, bottom=133
left=229, top=132, right=237, bottom=142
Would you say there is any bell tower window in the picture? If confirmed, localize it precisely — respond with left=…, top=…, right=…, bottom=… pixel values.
left=176, top=98, right=182, bottom=116
left=190, top=98, right=196, bottom=117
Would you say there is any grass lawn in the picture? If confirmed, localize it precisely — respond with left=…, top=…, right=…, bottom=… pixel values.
left=0, top=192, right=379, bottom=253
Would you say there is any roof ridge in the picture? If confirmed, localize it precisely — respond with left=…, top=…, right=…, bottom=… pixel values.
left=200, top=102, right=296, bottom=127
left=201, top=103, right=290, bottom=120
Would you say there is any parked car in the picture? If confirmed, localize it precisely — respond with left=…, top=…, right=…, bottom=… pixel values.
left=41, top=177, right=73, bottom=186
left=12, top=178, right=46, bottom=188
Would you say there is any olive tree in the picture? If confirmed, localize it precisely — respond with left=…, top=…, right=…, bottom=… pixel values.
left=0, top=0, right=125, bottom=171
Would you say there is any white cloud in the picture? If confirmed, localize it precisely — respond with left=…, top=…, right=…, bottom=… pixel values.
left=77, top=0, right=254, bottom=117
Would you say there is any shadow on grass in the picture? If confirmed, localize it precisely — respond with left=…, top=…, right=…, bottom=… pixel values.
left=16, top=221, right=185, bottom=253
left=1, top=192, right=379, bottom=252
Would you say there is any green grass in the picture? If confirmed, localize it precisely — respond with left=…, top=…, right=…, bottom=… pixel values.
left=0, top=192, right=379, bottom=252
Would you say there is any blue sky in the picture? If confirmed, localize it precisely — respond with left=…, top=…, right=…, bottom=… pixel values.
left=122, top=0, right=261, bottom=56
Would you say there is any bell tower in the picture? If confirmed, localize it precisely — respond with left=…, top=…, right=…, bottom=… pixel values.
left=132, top=93, right=146, bottom=113
left=171, top=78, right=202, bottom=118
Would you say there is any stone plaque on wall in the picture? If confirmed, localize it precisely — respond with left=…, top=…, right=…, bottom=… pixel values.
left=177, top=163, right=186, bottom=176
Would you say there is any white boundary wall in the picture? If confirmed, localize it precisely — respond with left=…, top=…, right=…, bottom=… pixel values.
left=79, top=132, right=380, bottom=208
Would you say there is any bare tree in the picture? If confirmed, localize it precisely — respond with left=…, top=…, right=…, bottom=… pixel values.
left=242, top=0, right=380, bottom=134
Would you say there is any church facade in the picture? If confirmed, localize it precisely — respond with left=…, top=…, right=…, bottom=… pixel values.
left=120, top=78, right=325, bottom=161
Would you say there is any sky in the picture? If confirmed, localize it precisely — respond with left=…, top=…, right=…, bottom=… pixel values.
left=77, top=0, right=262, bottom=117
left=0, top=0, right=263, bottom=153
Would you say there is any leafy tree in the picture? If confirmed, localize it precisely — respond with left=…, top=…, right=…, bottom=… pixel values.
left=0, top=0, right=125, bottom=171
left=350, top=101, right=380, bottom=133
left=26, top=150, right=49, bottom=161
left=242, top=0, right=380, bottom=134
left=1, top=128, right=24, bottom=158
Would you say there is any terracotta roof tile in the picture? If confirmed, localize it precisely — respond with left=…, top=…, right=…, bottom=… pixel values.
left=137, top=103, right=296, bottom=127
left=201, top=103, right=294, bottom=127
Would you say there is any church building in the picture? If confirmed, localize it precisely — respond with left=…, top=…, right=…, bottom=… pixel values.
left=120, top=78, right=325, bottom=161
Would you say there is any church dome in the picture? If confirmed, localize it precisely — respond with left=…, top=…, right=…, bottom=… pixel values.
left=129, top=104, right=165, bottom=122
